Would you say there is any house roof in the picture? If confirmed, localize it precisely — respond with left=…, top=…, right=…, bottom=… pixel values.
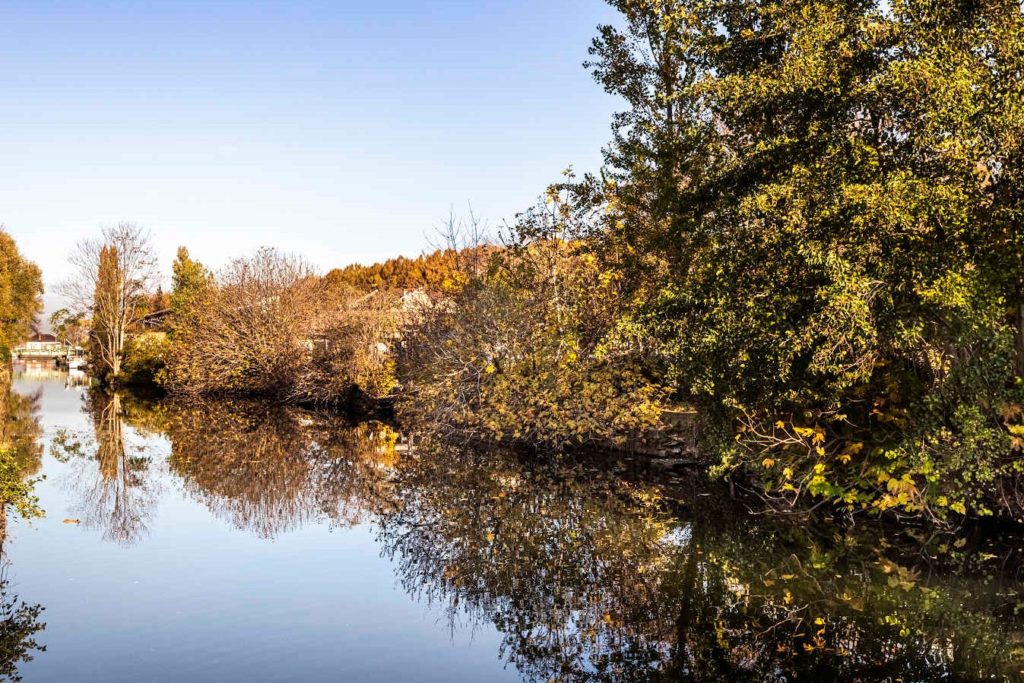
left=28, top=333, right=58, bottom=343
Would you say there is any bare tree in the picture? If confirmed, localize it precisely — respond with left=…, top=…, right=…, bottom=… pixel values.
left=165, top=247, right=321, bottom=397
left=60, top=223, right=158, bottom=379
left=429, top=206, right=492, bottom=280
left=165, top=246, right=402, bottom=404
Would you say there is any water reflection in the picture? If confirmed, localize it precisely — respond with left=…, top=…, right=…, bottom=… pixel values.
left=0, top=575, right=46, bottom=683
left=378, top=448, right=681, bottom=681
left=161, top=399, right=396, bottom=537
left=379, top=446, right=1024, bottom=681
left=0, top=371, right=47, bottom=680
left=0, top=386, right=44, bottom=486
left=53, top=392, right=160, bottom=545
left=40, top=390, right=1024, bottom=680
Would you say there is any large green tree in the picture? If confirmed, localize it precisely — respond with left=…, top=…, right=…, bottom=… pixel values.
left=587, top=0, right=1024, bottom=519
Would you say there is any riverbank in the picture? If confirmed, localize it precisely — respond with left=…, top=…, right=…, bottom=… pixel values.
left=103, top=374, right=1024, bottom=537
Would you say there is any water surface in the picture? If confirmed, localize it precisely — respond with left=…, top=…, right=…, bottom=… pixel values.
left=3, top=368, right=1023, bottom=682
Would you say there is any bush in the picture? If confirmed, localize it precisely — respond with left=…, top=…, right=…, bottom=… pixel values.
left=399, top=202, right=670, bottom=449
left=121, top=332, right=170, bottom=387
left=165, top=248, right=398, bottom=405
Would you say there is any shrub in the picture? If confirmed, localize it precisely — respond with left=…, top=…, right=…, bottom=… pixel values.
left=121, top=331, right=170, bottom=387
left=399, top=201, right=670, bottom=448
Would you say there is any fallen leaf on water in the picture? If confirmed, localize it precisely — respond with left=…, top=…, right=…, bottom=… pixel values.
left=62, top=518, right=81, bottom=524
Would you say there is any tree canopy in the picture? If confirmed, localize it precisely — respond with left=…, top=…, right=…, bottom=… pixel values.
left=575, top=0, right=1024, bottom=519
left=0, top=230, right=43, bottom=356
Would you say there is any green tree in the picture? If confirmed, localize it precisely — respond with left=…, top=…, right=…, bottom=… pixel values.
left=88, top=245, right=124, bottom=379
left=0, top=230, right=43, bottom=357
left=169, top=246, right=212, bottom=329
left=48, top=308, right=88, bottom=347
left=585, top=0, right=1024, bottom=519
left=0, top=230, right=44, bottom=530
left=399, top=199, right=669, bottom=448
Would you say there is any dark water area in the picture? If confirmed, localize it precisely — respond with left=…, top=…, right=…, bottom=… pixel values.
left=2, top=366, right=1023, bottom=682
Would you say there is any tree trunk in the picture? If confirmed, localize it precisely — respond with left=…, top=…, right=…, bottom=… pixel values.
left=0, top=503, right=7, bottom=559
left=1016, top=300, right=1024, bottom=380
left=111, top=318, right=125, bottom=378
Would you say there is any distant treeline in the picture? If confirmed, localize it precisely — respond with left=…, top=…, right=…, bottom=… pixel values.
left=323, top=247, right=490, bottom=294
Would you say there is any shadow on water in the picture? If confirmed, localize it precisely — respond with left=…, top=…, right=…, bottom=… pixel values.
left=36, top=388, right=1024, bottom=681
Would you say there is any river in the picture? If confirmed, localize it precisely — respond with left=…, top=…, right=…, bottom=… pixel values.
left=2, top=367, right=1023, bottom=682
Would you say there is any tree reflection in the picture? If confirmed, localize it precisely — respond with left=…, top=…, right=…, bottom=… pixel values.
left=0, top=375, right=47, bottom=682
left=45, top=389, right=1024, bottom=680
left=161, top=398, right=396, bottom=538
left=57, top=392, right=400, bottom=542
left=377, top=443, right=1024, bottom=682
left=1, top=389, right=43, bottom=480
left=0, top=375, right=45, bottom=548
left=55, top=392, right=160, bottom=546
left=0, top=574, right=45, bottom=683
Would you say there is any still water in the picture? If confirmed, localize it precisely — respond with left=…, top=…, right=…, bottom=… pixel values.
left=2, top=367, right=1024, bottom=682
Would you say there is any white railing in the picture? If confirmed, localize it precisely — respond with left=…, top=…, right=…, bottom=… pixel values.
left=13, top=344, right=86, bottom=359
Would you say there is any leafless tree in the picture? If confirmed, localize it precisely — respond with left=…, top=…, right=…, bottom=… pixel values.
left=60, top=223, right=158, bottom=378
left=166, top=247, right=322, bottom=397
left=429, top=206, right=492, bottom=279
left=163, top=246, right=407, bottom=404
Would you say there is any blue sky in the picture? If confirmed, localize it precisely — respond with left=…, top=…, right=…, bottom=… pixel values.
left=0, top=1, right=622, bottom=295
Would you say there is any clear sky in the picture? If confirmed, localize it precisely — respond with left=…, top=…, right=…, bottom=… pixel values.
left=0, top=0, right=622, bottom=300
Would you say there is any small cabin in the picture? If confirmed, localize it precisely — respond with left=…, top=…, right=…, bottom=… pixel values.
left=23, top=333, right=62, bottom=352
left=13, top=333, right=86, bottom=362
